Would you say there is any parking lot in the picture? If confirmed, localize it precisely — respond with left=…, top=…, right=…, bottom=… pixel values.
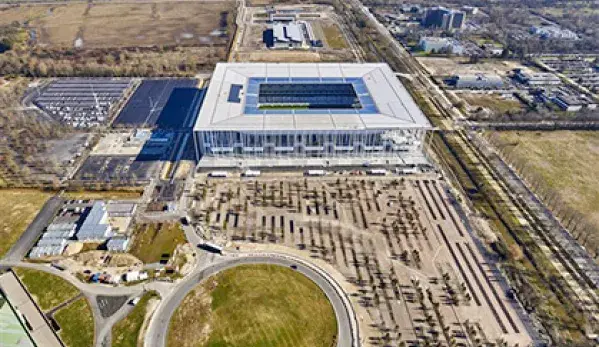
left=33, top=78, right=132, bottom=128
left=74, top=156, right=160, bottom=183
left=113, top=79, right=199, bottom=127
left=193, top=174, right=534, bottom=346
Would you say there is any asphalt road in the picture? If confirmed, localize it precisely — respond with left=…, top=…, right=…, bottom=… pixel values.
left=3, top=196, right=62, bottom=262
left=145, top=255, right=356, bottom=347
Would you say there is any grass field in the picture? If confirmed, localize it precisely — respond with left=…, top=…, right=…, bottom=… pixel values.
left=168, top=264, right=337, bottom=347
left=14, top=268, right=80, bottom=311
left=129, top=223, right=187, bottom=264
left=0, top=1, right=235, bottom=48
left=112, top=291, right=160, bottom=347
left=462, top=94, right=523, bottom=115
left=320, top=23, right=348, bottom=49
left=0, top=189, right=52, bottom=258
left=489, top=130, right=599, bottom=235
left=54, top=297, right=95, bottom=347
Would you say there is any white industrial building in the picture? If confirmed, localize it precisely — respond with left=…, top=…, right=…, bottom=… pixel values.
left=76, top=201, right=113, bottom=242
left=449, top=74, right=504, bottom=89
left=193, top=63, right=431, bottom=168
left=271, top=21, right=317, bottom=49
left=513, top=69, right=561, bottom=86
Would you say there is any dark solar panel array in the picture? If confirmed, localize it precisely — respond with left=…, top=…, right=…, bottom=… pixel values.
left=258, top=83, right=359, bottom=109
left=227, top=84, right=243, bottom=103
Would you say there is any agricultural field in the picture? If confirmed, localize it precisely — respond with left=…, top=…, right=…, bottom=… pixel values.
left=487, top=131, right=599, bottom=241
left=112, top=291, right=160, bottom=347
left=0, top=189, right=52, bottom=258
left=0, top=1, right=235, bottom=48
left=167, top=264, right=337, bottom=347
left=129, top=222, right=187, bottom=264
left=54, top=297, right=95, bottom=347
left=14, top=267, right=79, bottom=311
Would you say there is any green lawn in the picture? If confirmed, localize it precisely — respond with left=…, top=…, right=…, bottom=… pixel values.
left=54, top=297, right=95, bottom=347
left=129, top=223, right=187, bottom=264
left=168, top=264, right=337, bottom=347
left=0, top=189, right=53, bottom=258
left=112, top=291, right=160, bottom=347
left=14, top=268, right=79, bottom=311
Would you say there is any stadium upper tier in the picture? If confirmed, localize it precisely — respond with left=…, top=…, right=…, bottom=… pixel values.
left=194, top=63, right=431, bottom=132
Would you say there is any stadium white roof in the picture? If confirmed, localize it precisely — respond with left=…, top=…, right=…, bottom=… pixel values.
left=194, top=63, right=431, bottom=132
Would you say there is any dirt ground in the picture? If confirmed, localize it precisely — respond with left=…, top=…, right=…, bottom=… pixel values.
left=0, top=1, right=235, bottom=48
left=234, top=50, right=354, bottom=62
left=416, top=57, right=529, bottom=77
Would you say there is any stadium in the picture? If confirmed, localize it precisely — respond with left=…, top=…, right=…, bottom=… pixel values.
left=193, top=63, right=432, bottom=167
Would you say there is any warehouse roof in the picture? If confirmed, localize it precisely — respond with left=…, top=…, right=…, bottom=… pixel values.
left=194, top=63, right=431, bottom=132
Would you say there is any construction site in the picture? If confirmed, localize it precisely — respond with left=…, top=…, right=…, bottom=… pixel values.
left=189, top=173, right=536, bottom=346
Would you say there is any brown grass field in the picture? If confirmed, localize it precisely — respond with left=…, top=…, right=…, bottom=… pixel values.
left=489, top=131, right=599, bottom=235
left=0, top=1, right=235, bottom=48
left=462, top=94, right=524, bottom=115
left=129, top=222, right=187, bottom=264
left=320, top=22, right=348, bottom=49
left=0, top=189, right=52, bottom=258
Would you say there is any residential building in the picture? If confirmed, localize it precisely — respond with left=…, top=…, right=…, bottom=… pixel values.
left=422, top=7, right=466, bottom=31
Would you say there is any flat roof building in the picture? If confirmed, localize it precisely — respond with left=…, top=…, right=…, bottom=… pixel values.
left=76, top=201, right=113, bottom=242
left=514, top=69, right=561, bottom=86
left=106, top=237, right=130, bottom=252
left=449, top=74, right=504, bottom=89
left=193, top=63, right=431, bottom=167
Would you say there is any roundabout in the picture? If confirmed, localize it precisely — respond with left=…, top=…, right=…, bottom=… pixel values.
left=144, top=253, right=359, bottom=347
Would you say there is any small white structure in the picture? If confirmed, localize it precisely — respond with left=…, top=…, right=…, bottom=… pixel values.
left=106, top=237, right=130, bottom=252
left=124, top=271, right=148, bottom=282
left=367, top=169, right=387, bottom=176
left=242, top=169, right=261, bottom=177
left=208, top=171, right=229, bottom=178
left=305, top=170, right=326, bottom=176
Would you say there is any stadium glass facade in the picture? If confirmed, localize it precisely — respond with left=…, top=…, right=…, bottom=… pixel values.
left=194, top=129, right=425, bottom=158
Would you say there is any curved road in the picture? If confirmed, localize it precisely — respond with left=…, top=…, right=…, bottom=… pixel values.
left=145, top=254, right=357, bottom=347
